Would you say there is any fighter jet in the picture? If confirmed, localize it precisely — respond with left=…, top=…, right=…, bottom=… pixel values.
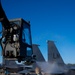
left=17, top=44, right=46, bottom=74
left=47, top=40, right=69, bottom=75
left=16, top=44, right=45, bottom=75
left=47, top=40, right=75, bottom=73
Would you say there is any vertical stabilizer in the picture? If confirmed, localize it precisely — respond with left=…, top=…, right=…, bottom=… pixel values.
left=47, top=40, right=64, bottom=65
left=32, top=44, right=45, bottom=62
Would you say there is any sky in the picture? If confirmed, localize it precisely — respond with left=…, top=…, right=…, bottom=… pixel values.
left=0, top=0, right=75, bottom=64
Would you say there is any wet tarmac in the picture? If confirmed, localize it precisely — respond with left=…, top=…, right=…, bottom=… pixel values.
left=45, top=70, right=75, bottom=75
left=65, top=69, right=75, bottom=75
left=0, top=69, right=75, bottom=75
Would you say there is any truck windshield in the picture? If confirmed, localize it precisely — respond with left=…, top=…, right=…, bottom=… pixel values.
left=22, top=22, right=32, bottom=56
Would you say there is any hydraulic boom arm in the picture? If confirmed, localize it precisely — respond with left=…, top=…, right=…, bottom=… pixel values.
left=0, top=2, right=10, bottom=29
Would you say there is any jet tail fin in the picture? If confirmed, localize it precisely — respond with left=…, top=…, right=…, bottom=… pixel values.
left=32, top=44, right=45, bottom=62
left=47, top=40, right=64, bottom=65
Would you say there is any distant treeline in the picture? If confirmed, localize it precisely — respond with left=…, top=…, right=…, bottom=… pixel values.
left=67, top=63, right=75, bottom=66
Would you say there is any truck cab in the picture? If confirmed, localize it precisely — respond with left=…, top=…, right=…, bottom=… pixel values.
left=1, top=18, right=33, bottom=62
